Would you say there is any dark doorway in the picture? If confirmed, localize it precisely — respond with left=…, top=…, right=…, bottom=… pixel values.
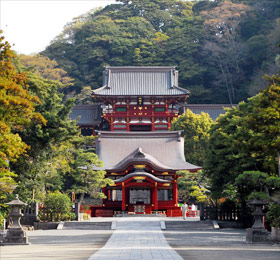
left=130, top=125, right=152, bottom=131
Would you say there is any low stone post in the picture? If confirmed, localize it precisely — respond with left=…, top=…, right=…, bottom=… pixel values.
left=75, top=202, right=80, bottom=221
left=200, top=202, right=204, bottom=220
left=246, top=200, right=271, bottom=243
left=3, top=194, right=29, bottom=245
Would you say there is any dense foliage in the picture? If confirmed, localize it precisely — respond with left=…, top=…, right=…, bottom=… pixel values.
left=0, top=32, right=111, bottom=211
left=204, top=73, right=280, bottom=202
left=42, top=0, right=280, bottom=104
left=41, top=191, right=75, bottom=221
left=171, top=109, right=213, bottom=166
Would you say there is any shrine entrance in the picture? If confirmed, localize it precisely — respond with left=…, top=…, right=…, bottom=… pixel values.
left=129, top=188, right=151, bottom=204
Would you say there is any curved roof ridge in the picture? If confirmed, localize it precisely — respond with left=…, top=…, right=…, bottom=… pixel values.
left=110, top=147, right=172, bottom=171
left=114, top=171, right=171, bottom=184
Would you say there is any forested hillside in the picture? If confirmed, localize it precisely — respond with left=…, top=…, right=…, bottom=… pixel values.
left=42, top=0, right=280, bottom=104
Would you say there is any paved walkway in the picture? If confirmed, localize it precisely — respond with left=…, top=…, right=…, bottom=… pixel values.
left=88, top=217, right=183, bottom=260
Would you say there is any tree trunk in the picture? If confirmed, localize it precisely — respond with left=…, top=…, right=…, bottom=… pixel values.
left=32, top=188, right=35, bottom=202
left=78, top=193, right=85, bottom=204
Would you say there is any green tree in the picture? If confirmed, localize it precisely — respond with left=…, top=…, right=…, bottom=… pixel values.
left=204, top=72, right=280, bottom=198
left=0, top=32, right=45, bottom=204
left=235, top=171, right=280, bottom=204
left=170, top=109, right=213, bottom=166
left=70, top=148, right=113, bottom=203
left=42, top=0, right=205, bottom=98
left=43, top=191, right=73, bottom=221
left=11, top=66, right=78, bottom=201
left=177, top=170, right=210, bottom=203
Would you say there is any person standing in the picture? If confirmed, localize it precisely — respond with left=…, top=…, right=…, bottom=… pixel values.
left=181, top=202, right=188, bottom=220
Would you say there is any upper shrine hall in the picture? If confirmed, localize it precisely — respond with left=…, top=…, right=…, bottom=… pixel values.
left=92, top=66, right=189, bottom=132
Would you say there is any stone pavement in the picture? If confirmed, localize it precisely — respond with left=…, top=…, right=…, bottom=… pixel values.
left=164, top=221, right=280, bottom=260
left=88, top=217, right=183, bottom=260
left=0, top=229, right=112, bottom=260
left=1, top=216, right=280, bottom=260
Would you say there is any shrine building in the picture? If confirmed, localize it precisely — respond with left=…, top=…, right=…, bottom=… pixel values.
left=86, top=66, right=201, bottom=217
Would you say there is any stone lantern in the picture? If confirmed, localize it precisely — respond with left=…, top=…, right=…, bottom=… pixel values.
left=3, top=194, right=29, bottom=245
left=246, top=199, right=271, bottom=243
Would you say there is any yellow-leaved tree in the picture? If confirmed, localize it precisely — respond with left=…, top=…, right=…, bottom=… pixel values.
left=0, top=31, right=45, bottom=204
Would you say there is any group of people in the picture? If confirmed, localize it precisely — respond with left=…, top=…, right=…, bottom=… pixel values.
left=180, top=202, right=197, bottom=220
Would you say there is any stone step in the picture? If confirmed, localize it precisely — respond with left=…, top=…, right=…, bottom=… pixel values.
left=165, top=220, right=214, bottom=230
left=62, top=221, right=111, bottom=230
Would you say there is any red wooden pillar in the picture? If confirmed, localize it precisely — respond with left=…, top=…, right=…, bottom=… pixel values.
left=107, top=189, right=111, bottom=200
left=126, top=99, right=130, bottom=132
left=152, top=99, right=155, bottom=132
left=153, top=182, right=158, bottom=211
left=152, top=117, right=155, bottom=131
left=173, top=179, right=178, bottom=206
left=122, top=182, right=126, bottom=211
left=110, top=117, right=114, bottom=131
left=126, top=186, right=130, bottom=206
left=126, top=116, right=130, bottom=132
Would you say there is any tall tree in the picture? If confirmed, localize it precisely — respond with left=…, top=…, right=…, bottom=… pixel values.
left=200, top=0, right=251, bottom=104
left=11, top=67, right=78, bottom=201
left=70, top=147, right=113, bottom=203
left=204, top=72, right=280, bottom=198
left=0, top=32, right=45, bottom=203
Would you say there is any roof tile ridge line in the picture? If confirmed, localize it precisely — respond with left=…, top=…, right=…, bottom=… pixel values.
left=170, top=68, right=174, bottom=89
left=106, top=68, right=111, bottom=89
left=92, top=85, right=107, bottom=94
left=105, top=66, right=177, bottom=69
left=95, top=130, right=182, bottom=136
left=172, top=84, right=190, bottom=94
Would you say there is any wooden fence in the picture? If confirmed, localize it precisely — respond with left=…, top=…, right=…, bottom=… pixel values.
left=21, top=203, right=38, bottom=226
left=202, top=206, right=241, bottom=221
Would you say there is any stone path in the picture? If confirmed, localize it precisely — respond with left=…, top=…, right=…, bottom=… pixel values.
left=88, top=217, right=183, bottom=260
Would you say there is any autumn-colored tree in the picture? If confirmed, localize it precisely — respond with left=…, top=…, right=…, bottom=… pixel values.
left=19, top=54, right=74, bottom=93
left=0, top=32, right=45, bottom=204
left=200, top=1, right=251, bottom=104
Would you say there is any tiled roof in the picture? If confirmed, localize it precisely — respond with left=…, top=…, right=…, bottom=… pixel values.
left=95, top=131, right=201, bottom=171
left=93, top=66, right=189, bottom=96
left=69, top=105, right=101, bottom=126
left=185, top=104, right=237, bottom=121
left=111, top=147, right=173, bottom=172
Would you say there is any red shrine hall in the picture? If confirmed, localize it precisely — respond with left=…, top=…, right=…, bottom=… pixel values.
left=88, top=66, right=201, bottom=217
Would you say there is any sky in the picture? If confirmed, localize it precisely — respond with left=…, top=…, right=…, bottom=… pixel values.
left=0, top=0, right=115, bottom=55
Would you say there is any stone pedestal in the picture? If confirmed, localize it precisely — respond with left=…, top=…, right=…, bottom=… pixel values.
left=271, top=227, right=280, bottom=242
left=246, top=228, right=271, bottom=243
left=3, top=228, right=28, bottom=245
left=2, top=195, right=29, bottom=245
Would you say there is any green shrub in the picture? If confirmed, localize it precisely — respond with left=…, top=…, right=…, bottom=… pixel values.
left=0, top=211, right=6, bottom=230
left=40, top=191, right=72, bottom=222
left=266, top=203, right=280, bottom=228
